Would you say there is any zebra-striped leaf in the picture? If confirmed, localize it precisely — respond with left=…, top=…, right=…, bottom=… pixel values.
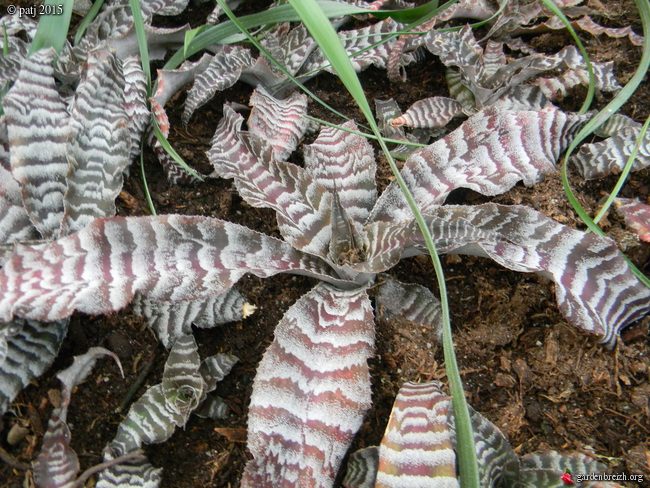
left=347, top=381, right=612, bottom=487
left=133, top=288, right=253, bottom=348
left=614, top=198, right=650, bottom=242
left=389, top=96, right=463, bottom=129
left=375, top=276, right=442, bottom=341
left=571, top=126, right=650, bottom=179
left=370, top=106, right=589, bottom=223
left=3, top=48, right=70, bottom=239
left=61, top=47, right=130, bottom=235
left=249, top=87, right=309, bottom=161
left=416, top=204, right=650, bottom=345
left=182, top=45, right=254, bottom=125
left=243, top=283, right=375, bottom=488
left=100, top=334, right=232, bottom=486
left=33, top=347, right=121, bottom=488
left=0, top=319, right=68, bottom=416
left=375, top=382, right=458, bottom=487
left=0, top=215, right=345, bottom=322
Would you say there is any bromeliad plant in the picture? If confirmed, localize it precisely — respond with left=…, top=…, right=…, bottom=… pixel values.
left=1, top=85, right=649, bottom=486
left=342, top=381, right=625, bottom=488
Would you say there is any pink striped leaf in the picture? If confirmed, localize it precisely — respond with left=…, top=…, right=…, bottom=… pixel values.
left=389, top=96, right=463, bottom=129
left=614, top=198, right=650, bottom=242
left=347, top=381, right=612, bottom=487
left=370, top=106, right=589, bottom=223
left=414, top=204, right=650, bottom=345
left=243, top=283, right=375, bottom=488
left=33, top=347, right=122, bottom=488
left=249, top=87, right=309, bottom=161
left=208, top=103, right=332, bottom=257
left=0, top=215, right=346, bottom=323
left=182, top=45, right=254, bottom=125
left=374, top=382, right=458, bottom=487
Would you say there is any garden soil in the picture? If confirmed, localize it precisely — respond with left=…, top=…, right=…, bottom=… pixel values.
left=1, top=1, right=649, bottom=487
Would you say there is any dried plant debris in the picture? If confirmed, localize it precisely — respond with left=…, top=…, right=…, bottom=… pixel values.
left=343, top=381, right=624, bottom=488
left=97, top=334, right=237, bottom=487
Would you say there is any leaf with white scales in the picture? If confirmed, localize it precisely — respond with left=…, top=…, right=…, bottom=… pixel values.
left=3, top=48, right=70, bottom=239
left=33, top=347, right=123, bottom=488
left=571, top=126, right=650, bottom=179
left=243, top=283, right=375, bottom=488
left=614, top=198, right=650, bottom=243
left=98, top=334, right=237, bottom=488
left=133, top=287, right=254, bottom=348
left=414, top=204, right=650, bottom=345
left=370, top=106, right=589, bottom=223
left=0, top=215, right=346, bottom=322
left=345, top=381, right=613, bottom=487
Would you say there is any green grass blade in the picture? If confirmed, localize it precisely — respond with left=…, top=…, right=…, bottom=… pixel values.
left=152, top=119, right=204, bottom=182
left=287, top=1, right=479, bottom=486
left=561, top=0, right=650, bottom=287
left=128, top=0, right=151, bottom=91
left=139, top=141, right=156, bottom=216
left=73, top=0, right=106, bottom=45
left=29, top=0, right=75, bottom=55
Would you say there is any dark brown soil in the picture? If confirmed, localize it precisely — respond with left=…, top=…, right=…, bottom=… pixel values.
left=1, top=2, right=649, bottom=487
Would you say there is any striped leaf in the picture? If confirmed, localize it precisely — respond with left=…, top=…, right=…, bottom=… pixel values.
left=375, top=276, right=442, bottom=341
left=571, top=126, right=650, bottom=179
left=375, top=382, right=458, bottom=488
left=95, top=453, right=161, bottom=488
left=417, top=204, right=650, bottom=345
left=614, top=198, right=650, bottom=242
left=133, top=288, right=253, bottom=348
left=0, top=319, right=68, bottom=416
left=208, top=104, right=333, bottom=257
left=61, top=47, right=130, bottom=234
left=33, top=347, right=122, bottom=488
left=303, top=119, right=377, bottom=226
left=426, top=26, right=619, bottom=110
left=389, top=96, right=463, bottom=129
left=182, top=45, right=254, bottom=125
left=301, top=19, right=402, bottom=75
left=3, top=48, right=70, bottom=239
left=0, top=215, right=344, bottom=322
left=342, top=447, right=379, bottom=488
left=243, top=283, right=375, bottom=488
left=249, top=87, right=309, bottom=161
left=122, top=56, right=150, bottom=162
left=100, top=334, right=233, bottom=486
left=371, top=106, right=589, bottom=223
left=347, top=381, right=611, bottom=487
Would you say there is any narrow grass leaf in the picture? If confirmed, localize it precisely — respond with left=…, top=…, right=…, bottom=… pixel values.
left=29, top=0, right=74, bottom=55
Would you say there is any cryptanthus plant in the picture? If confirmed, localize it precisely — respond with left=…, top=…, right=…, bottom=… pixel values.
left=0, top=86, right=648, bottom=486
left=342, top=381, right=624, bottom=488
